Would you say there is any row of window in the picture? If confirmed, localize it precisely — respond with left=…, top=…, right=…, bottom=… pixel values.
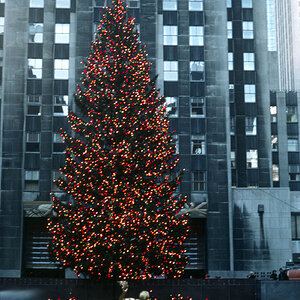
left=230, top=149, right=258, bottom=169
left=163, top=0, right=203, bottom=11
left=163, top=26, right=203, bottom=46
left=30, top=0, right=70, bottom=8
left=227, top=0, right=253, bottom=8
left=28, top=59, right=69, bottom=79
left=172, top=134, right=205, bottom=155
left=270, top=105, right=298, bottom=123
left=27, top=95, right=68, bottom=116
left=24, top=170, right=63, bottom=191
left=166, top=97, right=204, bottom=117
left=164, top=61, right=204, bottom=82
left=230, top=116, right=257, bottom=135
left=227, top=21, right=254, bottom=39
left=26, top=132, right=64, bottom=153
left=228, top=52, right=255, bottom=71
left=24, top=169, right=207, bottom=192
left=29, top=23, right=70, bottom=44
left=229, top=84, right=256, bottom=102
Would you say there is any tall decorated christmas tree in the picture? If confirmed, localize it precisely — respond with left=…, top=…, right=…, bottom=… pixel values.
left=48, top=0, right=189, bottom=280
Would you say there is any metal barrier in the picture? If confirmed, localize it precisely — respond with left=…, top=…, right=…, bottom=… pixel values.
left=0, top=278, right=258, bottom=300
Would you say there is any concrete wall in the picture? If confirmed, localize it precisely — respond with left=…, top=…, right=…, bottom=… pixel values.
left=0, top=0, right=27, bottom=278
left=253, top=0, right=273, bottom=187
left=261, top=281, right=300, bottom=300
left=233, top=188, right=292, bottom=271
left=204, top=0, right=231, bottom=271
left=291, top=191, right=300, bottom=254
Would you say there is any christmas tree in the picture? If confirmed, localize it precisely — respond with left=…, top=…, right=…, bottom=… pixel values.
left=48, top=0, right=189, bottom=280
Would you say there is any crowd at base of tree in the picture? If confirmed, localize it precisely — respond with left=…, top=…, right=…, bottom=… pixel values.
left=48, top=0, right=189, bottom=280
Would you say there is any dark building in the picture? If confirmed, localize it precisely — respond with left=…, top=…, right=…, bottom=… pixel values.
left=0, top=0, right=297, bottom=279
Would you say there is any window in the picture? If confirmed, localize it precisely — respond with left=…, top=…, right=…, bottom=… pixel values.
left=171, top=134, right=179, bottom=154
left=30, top=0, right=44, bottom=7
left=29, top=23, right=43, bottom=43
left=231, top=151, right=236, bottom=168
left=290, top=174, right=300, bottom=181
left=190, top=46, right=203, bottom=61
left=288, top=137, right=299, bottom=152
left=26, top=132, right=40, bottom=142
left=26, top=132, right=40, bottom=152
left=271, top=135, right=278, bottom=151
left=242, top=0, right=252, bottom=8
left=287, top=106, right=298, bottom=122
left=192, top=171, right=206, bottom=191
left=0, top=17, right=4, bottom=34
left=190, top=61, right=204, bottom=81
left=165, top=96, right=178, bottom=117
left=270, top=106, right=277, bottom=122
left=164, top=46, right=178, bottom=61
left=243, top=53, right=255, bottom=70
left=54, top=95, right=68, bottom=116
left=227, top=21, right=232, bottom=39
left=229, top=84, right=235, bottom=102
left=244, top=84, right=256, bottom=102
left=230, top=117, right=235, bottom=135
left=28, top=95, right=41, bottom=103
left=28, top=44, right=43, bottom=58
left=127, top=0, right=140, bottom=8
left=228, top=53, right=233, bottom=70
left=245, top=116, right=257, bottom=135
left=163, top=11, right=177, bottom=25
left=56, top=0, right=71, bottom=8
left=53, top=132, right=65, bottom=152
left=55, top=24, right=70, bottom=44
left=54, top=59, right=69, bottom=79
left=53, top=132, right=63, bottom=143
left=189, top=0, right=203, bottom=11
left=163, top=26, right=178, bottom=45
left=247, top=149, right=258, bottom=168
left=24, top=170, right=39, bottom=191
left=291, top=213, right=300, bottom=240
left=226, top=0, right=232, bottom=7
left=243, top=22, right=254, bottom=39
left=28, top=59, right=42, bottom=79
left=273, top=164, right=279, bottom=181
left=191, top=135, right=205, bottom=154
left=163, top=0, right=177, bottom=10
left=164, top=61, right=178, bottom=81
left=27, top=105, right=41, bottom=115
left=189, top=26, right=204, bottom=46
left=191, top=97, right=205, bottom=117
left=52, top=170, right=61, bottom=191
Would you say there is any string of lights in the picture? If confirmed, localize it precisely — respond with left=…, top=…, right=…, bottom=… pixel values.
left=47, top=0, right=189, bottom=280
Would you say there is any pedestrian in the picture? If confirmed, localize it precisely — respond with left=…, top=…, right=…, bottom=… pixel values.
left=283, top=269, right=289, bottom=280
left=278, top=268, right=289, bottom=280
left=247, top=271, right=256, bottom=279
left=270, top=269, right=277, bottom=280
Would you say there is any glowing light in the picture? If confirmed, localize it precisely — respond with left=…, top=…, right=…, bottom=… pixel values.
left=48, top=0, right=189, bottom=280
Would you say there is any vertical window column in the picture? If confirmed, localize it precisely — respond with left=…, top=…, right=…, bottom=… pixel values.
left=192, top=171, right=206, bottom=191
left=189, top=26, right=204, bottom=46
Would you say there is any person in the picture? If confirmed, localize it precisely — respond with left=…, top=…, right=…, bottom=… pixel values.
left=247, top=271, right=256, bottom=279
left=138, top=291, right=150, bottom=300
left=118, top=281, right=150, bottom=300
left=283, top=269, right=289, bottom=280
left=278, top=268, right=289, bottom=280
left=270, top=269, right=277, bottom=280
